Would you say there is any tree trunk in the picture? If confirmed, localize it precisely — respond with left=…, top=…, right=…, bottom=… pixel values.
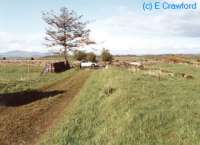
left=64, top=47, right=70, bottom=70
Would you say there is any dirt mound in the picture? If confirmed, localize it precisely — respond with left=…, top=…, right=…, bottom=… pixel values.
left=0, top=70, right=91, bottom=145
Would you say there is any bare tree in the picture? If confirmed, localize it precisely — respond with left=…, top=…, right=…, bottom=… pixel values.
left=42, top=7, right=93, bottom=68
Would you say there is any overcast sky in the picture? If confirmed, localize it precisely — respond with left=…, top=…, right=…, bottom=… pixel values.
left=1, top=0, right=200, bottom=54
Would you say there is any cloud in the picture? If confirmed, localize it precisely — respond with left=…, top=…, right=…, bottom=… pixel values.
left=0, top=32, right=45, bottom=53
left=1, top=4, right=200, bottom=55
left=89, top=6, right=200, bottom=54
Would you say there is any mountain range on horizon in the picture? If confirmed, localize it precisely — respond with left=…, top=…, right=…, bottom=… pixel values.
left=0, top=50, right=53, bottom=58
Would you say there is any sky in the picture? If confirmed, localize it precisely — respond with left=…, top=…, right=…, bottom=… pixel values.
left=1, top=0, right=200, bottom=55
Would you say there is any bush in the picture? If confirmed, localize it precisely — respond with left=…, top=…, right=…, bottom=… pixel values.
left=101, top=48, right=113, bottom=62
left=87, top=52, right=96, bottom=62
left=2, top=57, right=6, bottom=60
left=73, top=50, right=87, bottom=61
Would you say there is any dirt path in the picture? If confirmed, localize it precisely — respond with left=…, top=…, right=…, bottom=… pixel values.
left=0, top=70, right=91, bottom=145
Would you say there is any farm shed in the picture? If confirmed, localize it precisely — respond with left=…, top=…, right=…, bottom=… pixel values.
left=42, top=61, right=70, bottom=74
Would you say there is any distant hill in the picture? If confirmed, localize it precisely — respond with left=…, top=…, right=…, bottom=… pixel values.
left=0, top=51, right=52, bottom=58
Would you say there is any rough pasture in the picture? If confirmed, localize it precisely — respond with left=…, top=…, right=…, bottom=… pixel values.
left=0, top=60, right=62, bottom=67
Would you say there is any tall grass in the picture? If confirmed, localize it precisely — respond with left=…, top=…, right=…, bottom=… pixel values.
left=39, top=66, right=200, bottom=145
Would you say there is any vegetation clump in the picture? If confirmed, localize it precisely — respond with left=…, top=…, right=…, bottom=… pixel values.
left=101, top=48, right=113, bottom=62
left=104, top=86, right=115, bottom=96
left=86, top=52, right=96, bottom=62
left=74, top=50, right=97, bottom=62
left=74, top=50, right=87, bottom=61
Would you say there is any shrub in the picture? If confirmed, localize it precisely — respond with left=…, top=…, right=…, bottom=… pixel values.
left=101, top=48, right=113, bottom=62
left=73, top=50, right=87, bottom=61
left=87, top=52, right=96, bottom=62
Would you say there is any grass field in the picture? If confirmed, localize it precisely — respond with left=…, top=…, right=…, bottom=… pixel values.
left=1, top=60, right=200, bottom=145
left=39, top=65, right=200, bottom=145
left=0, top=64, right=76, bottom=93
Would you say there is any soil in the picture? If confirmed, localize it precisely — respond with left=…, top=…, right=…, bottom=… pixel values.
left=0, top=70, right=91, bottom=145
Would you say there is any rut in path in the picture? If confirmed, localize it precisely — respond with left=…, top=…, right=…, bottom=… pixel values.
left=0, top=70, right=91, bottom=145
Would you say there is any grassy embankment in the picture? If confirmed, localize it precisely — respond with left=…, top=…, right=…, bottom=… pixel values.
left=39, top=64, right=200, bottom=145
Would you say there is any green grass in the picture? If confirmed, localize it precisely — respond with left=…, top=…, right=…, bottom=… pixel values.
left=155, top=63, right=200, bottom=77
left=39, top=66, right=200, bottom=145
left=0, top=64, right=77, bottom=93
